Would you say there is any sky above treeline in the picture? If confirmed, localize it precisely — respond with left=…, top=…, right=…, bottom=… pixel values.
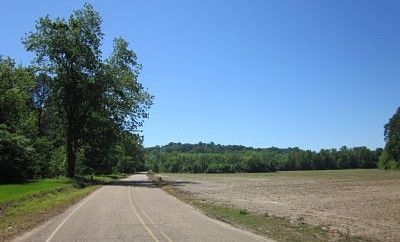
left=1, top=0, right=399, bottom=150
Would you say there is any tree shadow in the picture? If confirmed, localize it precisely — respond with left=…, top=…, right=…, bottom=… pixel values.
left=107, top=179, right=197, bottom=188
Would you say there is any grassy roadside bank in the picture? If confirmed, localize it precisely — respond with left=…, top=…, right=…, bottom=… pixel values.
left=147, top=173, right=370, bottom=242
left=0, top=174, right=126, bottom=241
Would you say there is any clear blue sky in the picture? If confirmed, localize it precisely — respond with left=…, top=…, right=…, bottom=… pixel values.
left=1, top=1, right=399, bottom=150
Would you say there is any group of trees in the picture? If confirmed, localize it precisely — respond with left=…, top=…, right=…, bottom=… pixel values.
left=145, top=143, right=382, bottom=173
left=0, top=4, right=152, bottom=183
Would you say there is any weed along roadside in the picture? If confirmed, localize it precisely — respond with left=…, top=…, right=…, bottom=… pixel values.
left=147, top=172, right=372, bottom=242
left=0, top=175, right=126, bottom=241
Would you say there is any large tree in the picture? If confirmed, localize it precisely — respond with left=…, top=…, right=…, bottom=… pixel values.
left=379, top=107, right=400, bottom=169
left=24, top=4, right=152, bottom=177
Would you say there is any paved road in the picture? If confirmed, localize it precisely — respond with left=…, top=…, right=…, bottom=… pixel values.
left=14, top=174, right=271, bottom=242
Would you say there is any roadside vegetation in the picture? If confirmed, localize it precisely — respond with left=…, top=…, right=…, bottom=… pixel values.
left=0, top=174, right=125, bottom=241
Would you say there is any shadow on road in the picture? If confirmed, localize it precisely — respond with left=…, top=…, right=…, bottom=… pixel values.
left=106, top=179, right=197, bottom=188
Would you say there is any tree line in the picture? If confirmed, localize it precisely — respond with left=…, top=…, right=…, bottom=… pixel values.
left=146, top=105, right=400, bottom=173
left=0, top=4, right=152, bottom=183
left=145, top=143, right=382, bottom=173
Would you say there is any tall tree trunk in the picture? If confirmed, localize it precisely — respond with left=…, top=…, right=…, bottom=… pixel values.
left=66, top=130, right=76, bottom=178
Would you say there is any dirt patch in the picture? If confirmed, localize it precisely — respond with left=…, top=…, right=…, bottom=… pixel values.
left=160, top=170, right=400, bottom=242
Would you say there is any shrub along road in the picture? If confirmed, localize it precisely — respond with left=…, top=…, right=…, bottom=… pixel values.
left=13, top=173, right=270, bottom=242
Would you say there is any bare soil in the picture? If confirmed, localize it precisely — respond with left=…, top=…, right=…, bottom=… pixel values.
left=160, top=170, right=400, bottom=242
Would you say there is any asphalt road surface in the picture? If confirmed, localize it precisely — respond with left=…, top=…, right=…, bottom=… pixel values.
left=14, top=174, right=271, bottom=242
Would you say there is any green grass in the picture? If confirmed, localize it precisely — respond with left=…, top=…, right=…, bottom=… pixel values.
left=0, top=174, right=126, bottom=241
left=92, top=174, right=127, bottom=183
left=0, top=178, right=72, bottom=206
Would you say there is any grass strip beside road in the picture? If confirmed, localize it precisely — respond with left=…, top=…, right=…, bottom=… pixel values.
left=148, top=173, right=370, bottom=242
left=0, top=174, right=126, bottom=241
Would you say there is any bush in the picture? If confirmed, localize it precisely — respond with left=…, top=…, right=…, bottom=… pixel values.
left=49, top=146, right=66, bottom=176
left=0, top=125, right=35, bottom=183
left=378, top=150, right=399, bottom=170
left=32, top=137, right=54, bottom=178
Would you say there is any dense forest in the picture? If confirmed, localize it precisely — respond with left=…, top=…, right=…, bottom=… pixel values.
left=145, top=143, right=383, bottom=173
left=0, top=4, right=152, bottom=183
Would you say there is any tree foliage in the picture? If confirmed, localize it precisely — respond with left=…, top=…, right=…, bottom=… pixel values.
left=0, top=58, right=36, bottom=182
left=0, top=4, right=151, bottom=183
left=23, top=4, right=152, bottom=177
left=0, top=124, right=35, bottom=183
left=145, top=142, right=381, bottom=173
left=379, top=107, right=400, bottom=169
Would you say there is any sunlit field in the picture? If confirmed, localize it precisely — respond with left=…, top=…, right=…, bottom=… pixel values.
left=161, top=169, right=400, bottom=241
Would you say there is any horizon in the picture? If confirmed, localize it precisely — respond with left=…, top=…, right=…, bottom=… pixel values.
left=1, top=0, right=399, bottom=150
left=144, top=141, right=382, bottom=151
